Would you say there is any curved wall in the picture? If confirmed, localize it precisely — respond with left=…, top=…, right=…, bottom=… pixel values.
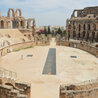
left=0, top=41, right=35, bottom=57
left=56, top=41, right=98, bottom=57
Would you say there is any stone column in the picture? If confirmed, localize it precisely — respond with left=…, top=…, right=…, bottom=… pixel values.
left=33, top=18, right=36, bottom=35
left=23, top=20, right=26, bottom=28
left=27, top=20, right=31, bottom=29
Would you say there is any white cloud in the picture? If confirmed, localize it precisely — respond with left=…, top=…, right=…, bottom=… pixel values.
left=0, top=0, right=98, bottom=26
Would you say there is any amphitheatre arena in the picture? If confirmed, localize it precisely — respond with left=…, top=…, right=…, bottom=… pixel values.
left=0, top=6, right=98, bottom=98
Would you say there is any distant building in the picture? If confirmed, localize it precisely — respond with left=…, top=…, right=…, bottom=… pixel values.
left=36, top=26, right=65, bottom=34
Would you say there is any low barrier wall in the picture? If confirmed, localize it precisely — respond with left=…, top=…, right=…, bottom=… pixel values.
left=0, top=41, right=35, bottom=57
left=0, top=41, right=50, bottom=58
left=56, top=41, right=98, bottom=57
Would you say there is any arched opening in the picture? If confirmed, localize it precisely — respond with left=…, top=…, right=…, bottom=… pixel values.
left=26, top=21, right=28, bottom=28
left=92, top=32, right=95, bottom=42
left=20, top=21, right=24, bottom=28
left=95, top=32, right=98, bottom=42
left=88, top=24, right=91, bottom=30
left=1, top=20, right=4, bottom=28
left=74, top=11, right=78, bottom=17
left=82, top=31, right=86, bottom=39
left=68, top=24, right=71, bottom=29
left=68, top=31, right=70, bottom=40
left=17, top=11, right=20, bottom=16
left=15, top=9, right=22, bottom=17
left=7, top=49, right=9, bottom=53
left=10, top=21, right=13, bottom=28
left=31, top=20, right=33, bottom=28
left=78, top=33, right=80, bottom=40
left=28, top=35, right=31, bottom=40
left=94, top=24, right=96, bottom=30
left=83, top=24, right=86, bottom=30
left=73, top=31, right=76, bottom=39
left=86, top=32, right=89, bottom=41
left=79, top=24, right=81, bottom=31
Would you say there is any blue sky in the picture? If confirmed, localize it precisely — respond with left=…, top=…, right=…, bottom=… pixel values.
left=0, top=0, right=98, bottom=26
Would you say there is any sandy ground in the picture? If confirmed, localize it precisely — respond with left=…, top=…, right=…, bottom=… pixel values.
left=0, top=38, right=98, bottom=98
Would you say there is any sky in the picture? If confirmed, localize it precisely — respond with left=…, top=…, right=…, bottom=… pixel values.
left=0, top=0, right=98, bottom=26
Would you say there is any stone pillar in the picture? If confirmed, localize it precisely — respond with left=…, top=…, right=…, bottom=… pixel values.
left=0, top=9, right=1, bottom=17
left=19, top=21, right=21, bottom=28
left=33, top=18, right=36, bottom=35
left=0, top=20, right=1, bottom=28
left=7, top=21, right=10, bottom=29
left=23, top=20, right=26, bottom=28
left=27, top=20, right=31, bottom=29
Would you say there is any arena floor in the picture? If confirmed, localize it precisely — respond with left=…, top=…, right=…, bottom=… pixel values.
left=0, top=38, right=98, bottom=98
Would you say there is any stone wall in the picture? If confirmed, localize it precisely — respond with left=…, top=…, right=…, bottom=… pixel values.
left=0, top=67, right=31, bottom=98
left=60, top=78, right=98, bottom=98
left=66, top=6, right=98, bottom=43
left=0, top=41, right=35, bottom=57
left=56, top=41, right=98, bottom=57
left=0, top=40, right=50, bottom=57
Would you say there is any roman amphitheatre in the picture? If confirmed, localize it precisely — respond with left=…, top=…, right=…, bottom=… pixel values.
left=0, top=7, right=98, bottom=98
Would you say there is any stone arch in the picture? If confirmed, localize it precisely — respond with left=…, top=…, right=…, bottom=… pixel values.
left=27, top=19, right=33, bottom=29
left=15, top=9, right=22, bottom=17
left=7, top=8, right=15, bottom=17
left=1, top=20, right=4, bottom=28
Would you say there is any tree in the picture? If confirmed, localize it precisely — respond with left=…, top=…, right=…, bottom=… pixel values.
left=44, top=26, right=47, bottom=36
left=57, top=27, right=62, bottom=34
left=48, top=26, right=51, bottom=34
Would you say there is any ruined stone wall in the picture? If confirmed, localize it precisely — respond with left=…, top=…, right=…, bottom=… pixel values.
left=66, top=6, right=98, bottom=43
left=60, top=78, right=98, bottom=98
left=60, top=88, right=98, bottom=98
left=0, top=67, right=31, bottom=98
left=0, top=8, right=36, bottom=37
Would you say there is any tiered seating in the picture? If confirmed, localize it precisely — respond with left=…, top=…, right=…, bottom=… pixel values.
left=0, top=67, right=31, bottom=98
left=0, top=29, right=30, bottom=48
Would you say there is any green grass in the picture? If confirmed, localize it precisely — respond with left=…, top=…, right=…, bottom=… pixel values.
left=14, top=46, right=34, bottom=52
